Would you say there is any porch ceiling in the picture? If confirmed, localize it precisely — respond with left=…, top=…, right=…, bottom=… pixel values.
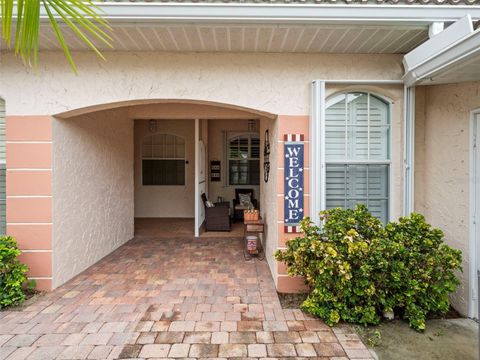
left=0, top=23, right=428, bottom=54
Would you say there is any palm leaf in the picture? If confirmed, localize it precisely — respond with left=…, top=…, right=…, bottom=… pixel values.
left=0, top=0, right=112, bottom=73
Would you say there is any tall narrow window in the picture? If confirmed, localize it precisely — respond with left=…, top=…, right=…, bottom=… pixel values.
left=142, top=133, right=185, bottom=186
left=228, top=133, right=260, bottom=185
left=325, top=92, right=390, bottom=223
left=0, top=99, right=5, bottom=234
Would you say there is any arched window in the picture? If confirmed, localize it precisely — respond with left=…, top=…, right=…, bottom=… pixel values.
left=142, top=133, right=185, bottom=186
left=325, top=92, right=390, bottom=223
left=228, top=133, right=260, bottom=185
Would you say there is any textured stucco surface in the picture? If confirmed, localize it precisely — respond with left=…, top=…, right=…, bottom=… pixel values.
left=134, top=119, right=195, bottom=218
left=207, top=119, right=260, bottom=205
left=260, top=117, right=279, bottom=283
left=0, top=52, right=403, bottom=116
left=415, top=81, right=480, bottom=316
left=52, top=108, right=134, bottom=288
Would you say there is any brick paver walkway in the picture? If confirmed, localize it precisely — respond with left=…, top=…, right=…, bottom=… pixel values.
left=0, top=236, right=372, bottom=359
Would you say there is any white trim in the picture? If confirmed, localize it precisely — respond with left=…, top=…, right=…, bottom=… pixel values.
left=311, top=80, right=324, bottom=226
left=404, top=17, right=480, bottom=86
left=469, top=109, right=480, bottom=319
left=36, top=3, right=480, bottom=24
left=28, top=277, right=52, bottom=280
left=403, top=86, right=415, bottom=216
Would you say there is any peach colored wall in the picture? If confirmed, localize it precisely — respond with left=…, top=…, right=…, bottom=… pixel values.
left=414, top=82, right=480, bottom=316
left=52, top=108, right=134, bottom=288
left=207, top=119, right=260, bottom=205
left=275, top=116, right=310, bottom=293
left=6, top=115, right=53, bottom=291
left=134, top=119, right=195, bottom=218
left=0, top=52, right=403, bottom=117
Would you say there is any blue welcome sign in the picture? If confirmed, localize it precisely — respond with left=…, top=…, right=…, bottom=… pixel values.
left=284, top=134, right=304, bottom=233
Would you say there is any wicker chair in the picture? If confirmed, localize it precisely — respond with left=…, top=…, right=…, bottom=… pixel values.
left=232, top=189, right=258, bottom=223
left=201, top=194, right=231, bottom=231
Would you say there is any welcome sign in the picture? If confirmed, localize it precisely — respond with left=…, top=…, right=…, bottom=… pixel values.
left=284, top=134, right=304, bottom=233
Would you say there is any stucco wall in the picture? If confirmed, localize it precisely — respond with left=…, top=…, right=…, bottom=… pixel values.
left=207, top=119, right=260, bottom=205
left=52, top=108, right=134, bottom=288
left=415, top=81, right=480, bottom=316
left=0, top=52, right=403, bottom=117
left=134, top=119, right=195, bottom=218
left=260, top=117, right=278, bottom=283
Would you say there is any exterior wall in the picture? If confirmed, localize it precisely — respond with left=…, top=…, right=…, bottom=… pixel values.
left=260, top=117, right=278, bottom=284
left=0, top=52, right=403, bottom=117
left=275, top=115, right=310, bottom=292
left=1, top=50, right=405, bottom=291
left=6, top=116, right=53, bottom=291
left=414, top=81, right=480, bottom=316
left=52, top=108, right=134, bottom=288
left=207, top=119, right=260, bottom=204
left=134, top=119, right=195, bottom=218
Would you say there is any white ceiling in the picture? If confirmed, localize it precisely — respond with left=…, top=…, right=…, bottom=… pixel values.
left=1, top=23, right=428, bottom=54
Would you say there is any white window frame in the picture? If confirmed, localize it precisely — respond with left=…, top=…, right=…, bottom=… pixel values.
left=226, top=132, right=260, bottom=186
left=323, top=90, right=394, bottom=223
left=141, top=132, right=186, bottom=186
left=469, top=108, right=480, bottom=319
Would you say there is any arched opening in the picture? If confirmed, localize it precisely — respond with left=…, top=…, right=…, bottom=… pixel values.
left=51, top=99, right=277, bottom=287
left=325, top=91, right=392, bottom=223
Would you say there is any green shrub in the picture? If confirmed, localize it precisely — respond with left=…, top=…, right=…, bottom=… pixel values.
left=0, top=236, right=29, bottom=308
left=275, top=206, right=462, bottom=331
left=379, top=214, right=462, bottom=330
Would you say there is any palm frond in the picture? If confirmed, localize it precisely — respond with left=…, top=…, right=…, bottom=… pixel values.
left=0, top=0, right=112, bottom=73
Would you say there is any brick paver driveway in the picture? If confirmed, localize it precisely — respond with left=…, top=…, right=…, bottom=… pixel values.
left=0, top=236, right=372, bottom=359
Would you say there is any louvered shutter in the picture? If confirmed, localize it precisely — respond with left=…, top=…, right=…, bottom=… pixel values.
left=325, top=93, right=390, bottom=223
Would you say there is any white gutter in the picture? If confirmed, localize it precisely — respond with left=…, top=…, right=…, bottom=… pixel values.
left=404, top=16, right=480, bottom=86
left=36, top=3, right=480, bottom=25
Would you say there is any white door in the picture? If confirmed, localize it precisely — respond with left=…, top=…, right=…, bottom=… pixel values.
left=194, top=119, right=206, bottom=237
left=471, top=112, right=480, bottom=318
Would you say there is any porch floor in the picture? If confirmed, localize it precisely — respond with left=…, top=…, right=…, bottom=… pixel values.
left=0, top=235, right=371, bottom=360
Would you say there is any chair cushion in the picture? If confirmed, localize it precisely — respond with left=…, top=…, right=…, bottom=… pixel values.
left=239, top=193, right=252, bottom=207
left=235, top=204, right=251, bottom=210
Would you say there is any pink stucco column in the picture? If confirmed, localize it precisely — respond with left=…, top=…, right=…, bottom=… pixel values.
left=275, top=115, right=309, bottom=293
left=6, top=116, right=53, bottom=291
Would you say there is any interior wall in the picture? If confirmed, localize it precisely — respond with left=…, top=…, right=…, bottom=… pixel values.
left=207, top=119, right=260, bottom=206
left=415, top=81, right=480, bottom=316
left=134, top=119, right=195, bottom=218
left=260, top=117, right=278, bottom=283
left=52, top=108, right=134, bottom=288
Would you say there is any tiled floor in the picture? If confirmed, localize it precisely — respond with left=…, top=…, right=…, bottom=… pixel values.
left=0, top=234, right=372, bottom=359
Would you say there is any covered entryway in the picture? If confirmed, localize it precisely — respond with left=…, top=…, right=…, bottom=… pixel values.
left=51, top=99, right=276, bottom=289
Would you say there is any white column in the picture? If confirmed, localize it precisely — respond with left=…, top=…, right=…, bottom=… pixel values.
left=311, top=81, right=325, bottom=225
left=403, top=86, right=415, bottom=216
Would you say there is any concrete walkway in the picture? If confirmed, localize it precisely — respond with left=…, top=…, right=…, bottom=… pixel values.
left=0, top=236, right=371, bottom=359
